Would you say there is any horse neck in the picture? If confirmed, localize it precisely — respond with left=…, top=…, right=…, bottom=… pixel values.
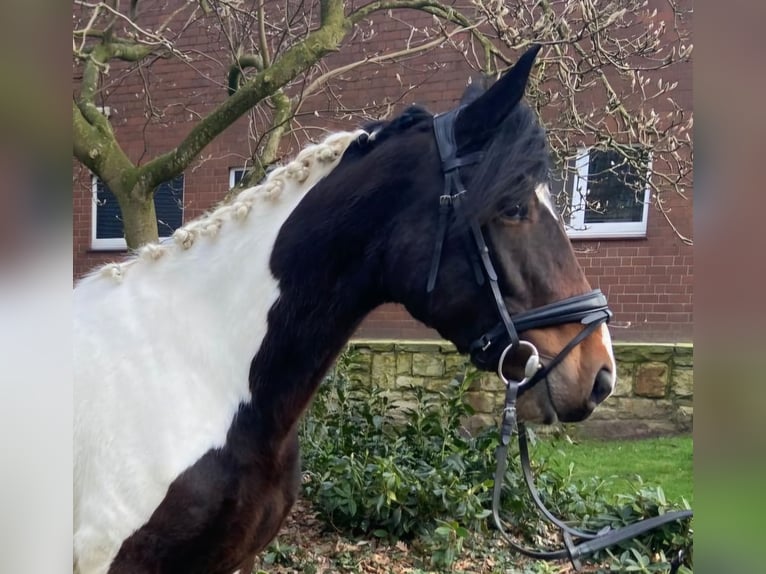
left=112, top=135, right=368, bottom=397
left=108, top=185, right=377, bottom=455
left=129, top=188, right=316, bottom=377
left=244, top=199, right=389, bottom=444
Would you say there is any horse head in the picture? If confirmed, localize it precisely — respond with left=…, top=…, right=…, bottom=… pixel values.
left=356, top=46, right=616, bottom=423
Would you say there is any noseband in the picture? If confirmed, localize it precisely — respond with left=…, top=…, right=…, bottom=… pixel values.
left=428, top=109, right=693, bottom=571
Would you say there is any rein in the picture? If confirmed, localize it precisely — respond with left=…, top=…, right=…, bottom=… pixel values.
left=428, top=109, right=693, bottom=571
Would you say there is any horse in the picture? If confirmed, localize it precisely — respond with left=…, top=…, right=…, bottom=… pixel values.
left=73, top=45, right=616, bottom=574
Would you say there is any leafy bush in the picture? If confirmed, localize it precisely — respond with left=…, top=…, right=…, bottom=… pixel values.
left=300, top=351, right=495, bottom=539
left=299, top=351, right=693, bottom=571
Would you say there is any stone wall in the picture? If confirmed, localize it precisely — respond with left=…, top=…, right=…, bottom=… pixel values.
left=345, top=340, right=693, bottom=439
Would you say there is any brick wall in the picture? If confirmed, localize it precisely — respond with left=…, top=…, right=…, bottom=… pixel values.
left=73, top=1, right=693, bottom=342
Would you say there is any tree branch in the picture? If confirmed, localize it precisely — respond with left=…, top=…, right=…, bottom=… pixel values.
left=301, top=27, right=465, bottom=98
left=227, top=54, right=264, bottom=96
left=348, top=0, right=507, bottom=69
left=110, top=41, right=160, bottom=62
left=138, top=2, right=351, bottom=190
left=227, top=90, right=293, bottom=200
left=258, top=0, right=271, bottom=67
left=73, top=100, right=137, bottom=195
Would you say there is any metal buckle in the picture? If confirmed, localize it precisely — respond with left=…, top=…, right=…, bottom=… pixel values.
left=497, top=341, right=541, bottom=387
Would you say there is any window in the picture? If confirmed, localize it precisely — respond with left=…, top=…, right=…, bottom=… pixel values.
left=557, top=147, right=651, bottom=239
left=229, top=167, right=246, bottom=189
left=91, top=175, right=184, bottom=250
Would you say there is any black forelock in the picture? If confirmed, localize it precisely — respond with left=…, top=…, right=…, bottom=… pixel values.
left=460, top=102, right=549, bottom=223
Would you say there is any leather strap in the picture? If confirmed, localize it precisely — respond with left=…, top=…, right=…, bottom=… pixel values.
left=427, top=198, right=452, bottom=293
left=490, top=390, right=694, bottom=569
left=427, top=110, right=485, bottom=292
left=469, top=290, right=611, bottom=371
left=468, top=219, right=519, bottom=349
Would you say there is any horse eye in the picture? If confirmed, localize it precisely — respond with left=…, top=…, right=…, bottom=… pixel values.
left=502, top=203, right=527, bottom=220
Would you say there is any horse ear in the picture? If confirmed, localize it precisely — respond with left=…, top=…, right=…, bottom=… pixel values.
left=459, top=76, right=488, bottom=107
left=455, top=44, right=541, bottom=148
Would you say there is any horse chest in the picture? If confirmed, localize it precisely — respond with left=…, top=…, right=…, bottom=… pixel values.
left=108, top=432, right=301, bottom=574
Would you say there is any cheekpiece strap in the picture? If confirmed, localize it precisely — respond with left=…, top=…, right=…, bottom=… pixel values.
left=427, top=110, right=485, bottom=292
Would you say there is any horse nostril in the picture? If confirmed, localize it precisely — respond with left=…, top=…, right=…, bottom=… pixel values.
left=591, top=367, right=614, bottom=405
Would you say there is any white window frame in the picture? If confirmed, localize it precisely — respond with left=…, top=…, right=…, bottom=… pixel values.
left=229, top=167, right=246, bottom=189
left=91, top=177, right=128, bottom=250
left=564, top=147, right=652, bottom=239
left=90, top=176, right=183, bottom=250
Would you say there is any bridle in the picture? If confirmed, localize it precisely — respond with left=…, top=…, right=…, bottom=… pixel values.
left=428, top=109, right=693, bottom=571
left=427, top=108, right=613, bottom=391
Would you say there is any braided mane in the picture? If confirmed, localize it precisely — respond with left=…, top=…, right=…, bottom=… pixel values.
left=83, top=130, right=364, bottom=284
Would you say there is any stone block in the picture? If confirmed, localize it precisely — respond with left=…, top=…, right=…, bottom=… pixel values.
left=445, top=354, right=469, bottom=375
left=395, top=375, right=426, bottom=390
left=614, top=344, right=673, bottom=364
left=672, top=368, right=693, bottom=398
left=613, top=362, right=634, bottom=397
left=348, top=341, right=693, bottom=440
left=345, top=349, right=372, bottom=385
left=423, top=377, right=454, bottom=392
left=412, top=353, right=445, bottom=377
left=673, top=345, right=694, bottom=367
left=389, top=397, right=419, bottom=415
left=371, top=352, right=396, bottom=388
left=363, top=341, right=395, bottom=352
left=395, top=342, right=441, bottom=353
left=348, top=342, right=371, bottom=352
left=467, top=372, right=503, bottom=393
left=347, top=373, right=368, bottom=386
left=465, top=391, right=495, bottom=414
left=396, top=352, right=412, bottom=375
left=635, top=362, right=669, bottom=397
left=438, top=342, right=458, bottom=353
left=588, top=404, right=620, bottom=421
left=463, top=413, right=497, bottom=434
left=492, top=391, right=507, bottom=412
left=345, top=349, right=372, bottom=373
left=676, top=405, right=693, bottom=431
left=612, top=397, right=675, bottom=420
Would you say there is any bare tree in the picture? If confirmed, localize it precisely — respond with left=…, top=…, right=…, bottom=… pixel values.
left=474, top=0, right=693, bottom=244
left=72, top=0, right=692, bottom=249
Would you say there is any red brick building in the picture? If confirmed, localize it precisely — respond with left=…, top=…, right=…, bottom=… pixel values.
left=73, top=2, right=692, bottom=343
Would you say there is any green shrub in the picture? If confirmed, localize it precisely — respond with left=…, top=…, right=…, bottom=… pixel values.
left=301, top=352, right=495, bottom=539
left=300, top=351, right=693, bottom=571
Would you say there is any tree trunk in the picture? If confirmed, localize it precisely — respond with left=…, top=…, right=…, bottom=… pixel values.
left=116, top=188, right=159, bottom=250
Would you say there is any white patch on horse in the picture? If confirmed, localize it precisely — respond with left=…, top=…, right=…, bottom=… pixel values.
left=73, top=130, right=363, bottom=574
left=598, top=323, right=617, bottom=396
left=535, top=183, right=557, bottom=218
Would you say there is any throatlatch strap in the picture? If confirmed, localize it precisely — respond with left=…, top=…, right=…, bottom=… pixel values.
left=427, top=198, right=451, bottom=293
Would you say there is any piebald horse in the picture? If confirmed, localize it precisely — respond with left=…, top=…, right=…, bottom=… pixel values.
left=74, top=46, right=616, bottom=574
